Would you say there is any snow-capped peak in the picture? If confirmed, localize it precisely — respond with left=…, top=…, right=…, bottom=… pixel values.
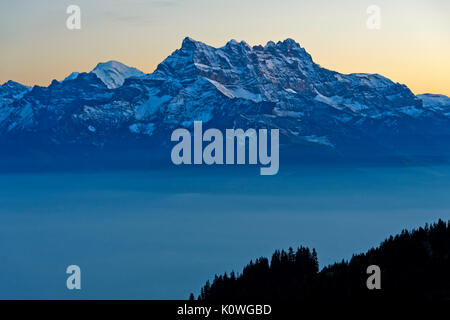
left=0, top=80, right=31, bottom=107
left=182, top=36, right=198, bottom=46
left=61, top=61, right=145, bottom=88
left=1, top=80, right=30, bottom=90
left=417, top=93, right=450, bottom=107
left=90, top=60, right=145, bottom=89
left=417, top=93, right=450, bottom=114
left=63, top=72, right=80, bottom=82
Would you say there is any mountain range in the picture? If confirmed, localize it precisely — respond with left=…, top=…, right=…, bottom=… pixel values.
left=1, top=37, right=450, bottom=170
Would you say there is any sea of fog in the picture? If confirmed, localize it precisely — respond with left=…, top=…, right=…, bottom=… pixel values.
left=0, top=165, right=449, bottom=299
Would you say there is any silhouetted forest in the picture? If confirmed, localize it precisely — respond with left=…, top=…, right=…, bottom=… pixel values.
left=194, top=219, right=450, bottom=301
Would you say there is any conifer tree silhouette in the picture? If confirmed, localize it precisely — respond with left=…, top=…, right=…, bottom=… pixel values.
left=196, top=220, right=450, bottom=301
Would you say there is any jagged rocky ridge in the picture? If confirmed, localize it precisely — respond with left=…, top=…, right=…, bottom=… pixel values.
left=1, top=37, right=450, bottom=169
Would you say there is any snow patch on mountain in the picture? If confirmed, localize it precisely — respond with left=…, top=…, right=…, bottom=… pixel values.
left=63, top=72, right=81, bottom=82
left=0, top=80, right=31, bottom=108
left=62, top=62, right=145, bottom=89
left=135, top=94, right=172, bottom=120
left=399, top=105, right=424, bottom=117
left=129, top=123, right=156, bottom=136
left=418, top=94, right=450, bottom=110
left=91, top=61, right=145, bottom=89
left=303, top=135, right=334, bottom=148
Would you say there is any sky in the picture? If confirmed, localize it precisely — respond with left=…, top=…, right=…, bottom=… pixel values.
left=0, top=0, right=449, bottom=95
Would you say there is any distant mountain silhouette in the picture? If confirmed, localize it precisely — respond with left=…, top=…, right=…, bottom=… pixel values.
left=195, top=219, right=450, bottom=301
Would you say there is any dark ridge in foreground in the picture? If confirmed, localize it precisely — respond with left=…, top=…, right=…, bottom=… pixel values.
left=194, top=219, right=450, bottom=301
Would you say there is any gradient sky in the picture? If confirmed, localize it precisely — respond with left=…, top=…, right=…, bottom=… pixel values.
left=0, top=0, right=449, bottom=95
